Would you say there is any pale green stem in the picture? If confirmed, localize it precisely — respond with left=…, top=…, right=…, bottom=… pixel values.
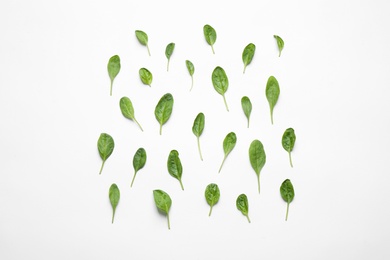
left=211, top=45, right=215, bottom=54
left=99, top=160, right=105, bottom=175
left=167, top=59, right=170, bottom=72
left=285, top=202, right=290, bottom=221
left=257, top=174, right=261, bottom=194
left=110, top=81, right=113, bottom=96
left=279, top=51, right=281, bottom=57
left=159, top=123, right=162, bottom=135
left=289, top=151, right=293, bottom=168
left=147, top=45, right=151, bottom=56
left=270, top=110, right=274, bottom=125
left=243, top=65, right=247, bottom=74
left=218, top=156, right=226, bottom=173
left=148, top=84, right=151, bottom=88
left=179, top=179, right=184, bottom=190
left=167, top=212, right=171, bottom=229
left=209, top=205, right=213, bottom=216
left=134, top=118, right=144, bottom=132
left=190, top=76, right=194, bottom=91
left=246, top=214, right=251, bottom=223
left=247, top=117, right=250, bottom=128
left=130, top=171, right=137, bottom=187
left=197, top=137, right=203, bottom=161
left=112, top=209, right=116, bottom=224
left=222, top=94, right=229, bottom=111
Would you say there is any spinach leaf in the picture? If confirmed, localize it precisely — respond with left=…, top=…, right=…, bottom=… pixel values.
left=119, top=96, right=143, bottom=131
left=131, top=148, right=147, bottom=187
left=203, top=24, right=217, bottom=54
left=165, top=43, right=175, bottom=72
left=109, top=183, right=120, bottom=224
left=249, top=140, right=266, bottom=193
left=274, top=35, right=284, bottom=57
left=192, top=112, right=205, bottom=161
left=107, top=55, right=121, bottom=96
left=153, top=189, right=172, bottom=229
left=265, top=76, right=280, bottom=124
left=242, top=43, right=256, bottom=73
left=167, top=150, right=184, bottom=190
left=139, top=68, right=153, bottom=87
left=185, top=60, right=195, bottom=91
left=205, top=183, right=220, bottom=216
left=154, top=93, right=174, bottom=135
left=280, top=179, right=294, bottom=221
left=282, top=128, right=296, bottom=167
left=212, top=66, right=229, bottom=111
left=97, top=133, right=115, bottom=175
left=241, top=96, right=252, bottom=128
left=219, top=132, right=237, bottom=173
left=236, top=194, right=250, bottom=223
left=135, top=30, right=151, bottom=56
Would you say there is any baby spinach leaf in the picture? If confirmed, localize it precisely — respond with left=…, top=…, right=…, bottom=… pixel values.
left=236, top=194, right=250, bottom=223
left=139, top=68, right=153, bottom=87
left=167, top=150, right=184, bottom=190
left=109, top=183, right=120, bottom=224
left=280, top=179, right=294, bottom=221
left=97, top=133, right=115, bottom=175
left=153, top=189, right=172, bottom=229
left=265, top=76, right=280, bottom=124
left=274, top=35, right=284, bottom=57
left=212, top=66, right=229, bottom=111
left=154, top=93, right=174, bottom=135
left=131, top=148, right=147, bottom=187
left=219, top=132, right=237, bottom=173
left=107, top=55, right=121, bottom=96
left=242, top=43, right=256, bottom=73
left=282, top=128, right=296, bottom=167
left=186, top=60, right=195, bottom=91
left=192, top=112, right=205, bottom=161
left=203, top=24, right=217, bottom=54
left=135, top=30, right=151, bottom=56
left=249, top=140, right=266, bottom=193
left=205, top=183, right=220, bottom=216
left=241, top=96, right=252, bottom=128
left=119, top=96, right=143, bottom=131
left=165, top=43, right=175, bottom=72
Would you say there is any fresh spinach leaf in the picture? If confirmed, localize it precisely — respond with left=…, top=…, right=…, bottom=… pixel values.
left=282, top=128, right=296, bottom=167
left=236, top=194, right=250, bottom=223
left=280, top=179, right=294, bottom=221
left=97, top=133, right=115, bottom=175
left=219, top=132, right=237, bottom=173
left=107, top=55, right=121, bottom=96
left=165, top=43, right=175, bottom=71
left=153, top=189, right=172, bottom=229
left=167, top=150, right=184, bottom=190
left=249, top=140, right=266, bottom=193
left=119, top=96, right=143, bottom=131
left=205, top=183, right=220, bottom=216
left=203, top=24, right=217, bottom=54
left=212, top=66, right=229, bottom=111
left=131, top=148, right=147, bottom=187
left=154, top=93, right=174, bottom=135
left=192, top=112, right=205, bottom=161
left=185, top=60, right=195, bottom=91
left=241, top=96, right=252, bottom=128
left=139, top=68, right=153, bottom=87
left=274, top=35, right=284, bottom=57
left=242, top=43, right=256, bottom=73
left=135, top=30, right=151, bottom=56
left=109, top=183, right=120, bottom=224
left=266, top=76, right=280, bottom=124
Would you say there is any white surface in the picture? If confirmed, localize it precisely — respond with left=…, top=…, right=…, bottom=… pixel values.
left=1, top=0, right=390, bottom=259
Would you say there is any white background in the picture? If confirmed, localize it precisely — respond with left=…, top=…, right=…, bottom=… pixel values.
left=1, top=0, right=390, bottom=259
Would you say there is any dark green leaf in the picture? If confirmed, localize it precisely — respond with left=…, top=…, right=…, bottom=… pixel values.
left=203, top=24, right=217, bottom=54
left=167, top=150, right=184, bottom=190
left=154, top=93, right=174, bottom=135
left=249, top=140, right=266, bottom=193
left=192, top=113, right=205, bottom=161
left=153, top=189, right=172, bottom=229
left=165, top=43, right=175, bottom=71
left=109, top=183, right=120, bottom=224
left=241, top=96, right=252, bottom=128
left=219, top=132, right=237, bottom=173
left=274, top=35, right=284, bottom=57
left=212, top=66, right=229, bottom=111
left=280, top=179, right=295, bottom=221
left=131, top=148, right=147, bottom=187
left=186, top=60, right=195, bottom=91
left=135, top=30, right=151, bottom=56
left=119, top=97, right=143, bottom=131
left=139, top=68, right=153, bottom=87
left=236, top=194, right=250, bottom=223
left=282, top=128, right=296, bottom=167
left=97, top=133, right=115, bottom=175
left=265, top=76, right=280, bottom=124
left=107, top=55, right=121, bottom=96
left=205, top=183, right=220, bottom=216
left=242, top=43, right=256, bottom=73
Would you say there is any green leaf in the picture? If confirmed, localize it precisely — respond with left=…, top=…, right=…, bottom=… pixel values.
left=165, top=43, right=175, bottom=71
left=242, top=43, right=256, bottom=73
left=236, top=194, right=250, bottom=223
left=192, top=112, right=205, bottom=161
left=167, top=150, right=184, bottom=190
left=185, top=60, right=195, bottom=91
left=153, top=189, right=172, bottom=229
left=154, top=93, right=174, bottom=135
left=119, top=96, right=143, bottom=131
left=131, top=148, right=147, bottom=187
left=205, top=183, right=220, bottom=216
left=203, top=24, right=217, bottom=54
left=282, top=128, right=296, bottom=167
left=97, top=133, right=115, bottom=175
left=274, top=35, right=284, bottom=57
left=219, top=132, right=237, bottom=173
left=212, top=66, right=229, bottom=111
left=107, top=55, right=121, bottom=96
left=135, top=30, right=151, bottom=56
left=109, top=183, right=120, bottom=224
left=241, top=96, right=252, bottom=128
left=280, top=179, right=295, bottom=221
left=249, top=140, right=266, bottom=193
left=139, top=68, right=153, bottom=87
left=265, top=76, right=280, bottom=124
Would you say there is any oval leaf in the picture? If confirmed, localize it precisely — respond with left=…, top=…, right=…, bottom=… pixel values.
left=274, top=35, right=284, bottom=57
left=242, top=43, right=256, bottom=73
left=165, top=43, right=175, bottom=71
left=205, top=183, right=220, bottom=216
left=97, top=133, right=115, bottom=174
left=153, top=189, right=172, bottom=229
left=241, top=96, right=252, bottom=128
left=109, top=183, right=120, bottom=223
left=192, top=112, right=205, bottom=137
left=203, top=24, right=217, bottom=53
left=249, top=140, right=266, bottom=193
left=139, top=68, right=153, bottom=86
left=282, top=128, right=296, bottom=167
left=107, top=55, right=121, bottom=96
left=135, top=30, right=151, bottom=56
left=119, top=97, right=143, bottom=131
left=280, top=179, right=294, bottom=221
left=155, top=93, right=174, bottom=135
left=167, top=150, right=184, bottom=190
left=219, top=132, right=237, bottom=173
left=265, top=76, right=280, bottom=124
left=212, top=66, right=229, bottom=111
left=236, top=194, right=250, bottom=223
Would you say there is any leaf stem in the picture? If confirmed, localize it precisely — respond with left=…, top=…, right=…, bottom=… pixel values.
left=134, top=118, right=144, bottom=132
left=197, top=137, right=203, bottom=161
left=99, top=160, right=105, bottom=175
left=218, top=156, right=226, bottom=173
left=211, top=45, right=215, bottom=54
left=130, top=171, right=137, bottom=187
left=159, top=123, right=162, bottom=135
left=243, top=65, right=247, bottom=74
left=285, top=202, right=290, bottom=221
left=246, top=214, right=251, bottom=223
left=247, top=118, right=250, bottom=128
left=110, top=81, right=113, bottom=96
left=167, top=59, right=170, bottom=72
left=257, top=174, right=261, bottom=194
left=112, top=209, right=116, bottom=224
left=179, top=179, right=184, bottom=190
left=190, top=76, right=194, bottom=91
left=222, top=94, right=229, bottom=112
left=147, top=44, right=151, bottom=56
left=209, top=205, right=213, bottom=216
left=289, top=151, right=293, bottom=168
left=270, top=110, right=274, bottom=125
left=167, top=212, right=171, bottom=229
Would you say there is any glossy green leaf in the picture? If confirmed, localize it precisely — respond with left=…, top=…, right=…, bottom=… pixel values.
left=266, top=76, right=280, bottom=124
left=241, top=96, right=252, bottom=128
left=154, top=93, right=174, bottom=135
left=167, top=150, right=184, bottom=190
left=153, top=189, right=172, bottom=229
left=135, top=30, right=151, bottom=56
left=109, top=183, right=120, bottom=224
left=97, top=133, right=114, bottom=175
left=165, top=43, right=175, bottom=71
left=219, top=132, right=237, bottom=173
left=186, top=60, right=195, bottom=91
left=242, top=43, right=256, bottom=73
left=119, top=97, right=143, bottom=131
left=203, top=24, right=217, bottom=54
left=282, top=128, right=296, bottom=167
left=192, top=112, right=205, bottom=161
left=139, top=68, right=153, bottom=87
left=249, top=140, right=266, bottom=193
left=236, top=194, right=250, bottom=223
left=131, top=148, right=147, bottom=187
left=212, top=66, right=229, bottom=111
left=280, top=179, right=294, bottom=221
left=274, top=35, right=284, bottom=57
left=205, top=183, right=220, bottom=216
left=107, top=55, right=121, bottom=96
